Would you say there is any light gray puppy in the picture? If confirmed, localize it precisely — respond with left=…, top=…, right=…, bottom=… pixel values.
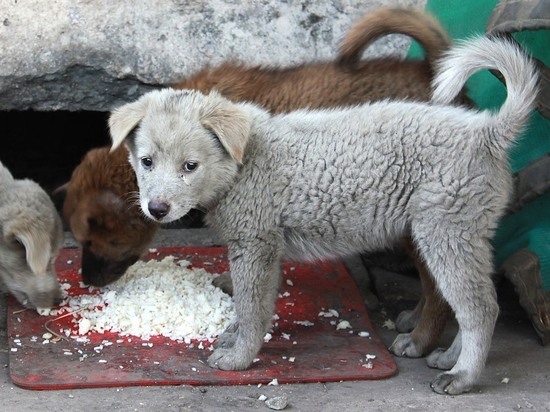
left=109, top=36, right=538, bottom=395
left=0, top=161, right=63, bottom=309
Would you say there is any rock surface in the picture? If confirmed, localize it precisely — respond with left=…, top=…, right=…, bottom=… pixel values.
left=0, top=0, right=424, bottom=111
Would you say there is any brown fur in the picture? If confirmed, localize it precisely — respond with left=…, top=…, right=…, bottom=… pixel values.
left=60, top=7, right=459, bottom=353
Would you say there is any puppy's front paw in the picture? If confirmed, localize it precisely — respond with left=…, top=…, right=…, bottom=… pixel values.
left=207, top=347, right=253, bottom=371
left=426, top=347, right=458, bottom=370
left=389, top=333, right=424, bottom=358
left=430, top=371, right=473, bottom=395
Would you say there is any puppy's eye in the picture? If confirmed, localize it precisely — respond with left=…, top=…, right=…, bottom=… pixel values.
left=183, top=161, right=198, bottom=172
left=141, top=157, right=153, bottom=169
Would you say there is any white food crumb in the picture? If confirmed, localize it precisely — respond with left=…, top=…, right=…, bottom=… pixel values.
left=148, top=248, right=157, bottom=253
left=358, top=331, right=370, bottom=337
left=36, top=307, right=51, bottom=316
left=267, top=378, right=279, bottom=386
left=264, top=333, right=272, bottom=343
left=78, top=318, right=91, bottom=335
left=382, top=319, right=396, bottom=330
left=258, top=394, right=267, bottom=401
left=501, top=377, right=510, bottom=384
left=336, top=320, right=352, bottom=330
left=42, top=332, right=53, bottom=340
left=10, top=348, right=17, bottom=352
left=294, top=320, right=314, bottom=327
left=289, top=357, right=296, bottom=362
left=319, top=309, right=339, bottom=318
left=286, top=279, right=294, bottom=286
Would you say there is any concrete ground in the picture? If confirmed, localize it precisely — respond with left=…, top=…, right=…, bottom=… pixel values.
left=1, top=228, right=549, bottom=411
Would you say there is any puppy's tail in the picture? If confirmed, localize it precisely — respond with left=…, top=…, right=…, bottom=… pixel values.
left=337, top=7, right=452, bottom=68
left=432, top=36, right=539, bottom=153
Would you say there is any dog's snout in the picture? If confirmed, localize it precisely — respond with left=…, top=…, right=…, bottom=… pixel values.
left=148, top=200, right=170, bottom=220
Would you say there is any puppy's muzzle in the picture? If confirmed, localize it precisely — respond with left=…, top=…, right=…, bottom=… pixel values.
left=148, top=200, right=170, bottom=220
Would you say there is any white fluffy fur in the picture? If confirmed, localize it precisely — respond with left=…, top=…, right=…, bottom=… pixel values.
left=0, top=161, right=63, bottom=309
left=109, top=36, right=539, bottom=395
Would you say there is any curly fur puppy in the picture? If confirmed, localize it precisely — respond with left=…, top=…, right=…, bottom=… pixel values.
left=109, top=36, right=539, bottom=395
left=59, top=8, right=461, bottom=358
left=0, top=161, right=63, bottom=309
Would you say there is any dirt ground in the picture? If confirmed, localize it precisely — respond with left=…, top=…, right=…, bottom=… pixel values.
left=1, top=228, right=549, bottom=411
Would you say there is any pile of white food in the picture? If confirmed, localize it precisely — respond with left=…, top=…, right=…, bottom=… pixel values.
left=60, top=256, right=235, bottom=342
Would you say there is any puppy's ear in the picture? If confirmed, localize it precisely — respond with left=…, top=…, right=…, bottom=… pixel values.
left=4, top=224, right=51, bottom=275
left=199, top=94, right=251, bottom=164
left=109, top=96, right=150, bottom=152
left=51, top=182, right=69, bottom=214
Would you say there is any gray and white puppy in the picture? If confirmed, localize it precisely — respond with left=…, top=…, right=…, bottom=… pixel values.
left=109, top=36, right=538, bottom=395
left=0, top=162, right=63, bottom=309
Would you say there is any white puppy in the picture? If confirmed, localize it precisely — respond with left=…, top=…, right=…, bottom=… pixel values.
left=0, top=162, right=63, bottom=309
left=109, top=36, right=538, bottom=395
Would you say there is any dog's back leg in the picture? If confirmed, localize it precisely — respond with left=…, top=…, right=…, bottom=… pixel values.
left=412, top=217, right=499, bottom=395
left=391, top=254, right=453, bottom=357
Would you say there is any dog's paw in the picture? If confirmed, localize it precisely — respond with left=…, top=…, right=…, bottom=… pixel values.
left=395, top=309, right=419, bottom=333
left=207, top=347, right=253, bottom=371
left=430, top=371, right=473, bottom=395
left=426, top=348, right=458, bottom=370
left=212, top=272, right=233, bottom=295
left=389, top=333, right=424, bottom=358
left=213, top=322, right=239, bottom=349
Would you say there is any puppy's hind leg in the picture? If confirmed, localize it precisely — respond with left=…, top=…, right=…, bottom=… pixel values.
left=208, top=237, right=282, bottom=371
left=391, top=256, right=453, bottom=357
left=413, top=221, right=498, bottom=395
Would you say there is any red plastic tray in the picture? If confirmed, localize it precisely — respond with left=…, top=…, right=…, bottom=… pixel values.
left=7, top=247, right=396, bottom=390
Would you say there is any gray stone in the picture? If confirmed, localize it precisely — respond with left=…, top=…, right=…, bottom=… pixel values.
left=0, top=0, right=424, bottom=111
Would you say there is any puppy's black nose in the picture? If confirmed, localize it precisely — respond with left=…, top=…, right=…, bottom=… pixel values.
left=148, top=200, right=170, bottom=220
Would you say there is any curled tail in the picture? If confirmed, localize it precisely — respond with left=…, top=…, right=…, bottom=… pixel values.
left=432, top=36, right=539, bottom=150
left=337, top=7, right=452, bottom=67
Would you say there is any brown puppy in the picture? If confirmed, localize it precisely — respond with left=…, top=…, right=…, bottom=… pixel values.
left=60, top=146, right=158, bottom=286
left=60, top=7, right=459, bottom=354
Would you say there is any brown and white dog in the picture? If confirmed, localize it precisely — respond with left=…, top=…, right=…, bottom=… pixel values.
left=58, top=7, right=464, bottom=357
